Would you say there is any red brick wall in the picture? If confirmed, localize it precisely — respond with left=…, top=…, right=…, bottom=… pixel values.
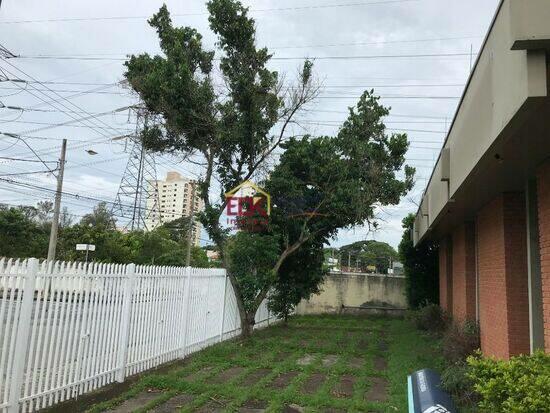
left=537, top=161, right=550, bottom=352
left=439, top=237, right=453, bottom=312
left=452, top=222, right=477, bottom=321
left=502, top=193, right=530, bottom=356
left=477, top=193, right=530, bottom=359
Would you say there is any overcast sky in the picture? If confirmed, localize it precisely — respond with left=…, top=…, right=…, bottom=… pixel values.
left=0, top=0, right=500, bottom=249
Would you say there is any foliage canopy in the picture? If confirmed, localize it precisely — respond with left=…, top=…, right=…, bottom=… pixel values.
left=124, top=0, right=414, bottom=334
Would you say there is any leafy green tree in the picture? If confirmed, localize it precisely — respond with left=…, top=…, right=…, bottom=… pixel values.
left=226, top=232, right=280, bottom=328
left=124, top=2, right=413, bottom=336
left=340, top=240, right=398, bottom=273
left=259, top=92, right=413, bottom=320
left=398, top=213, right=439, bottom=308
left=0, top=206, right=49, bottom=258
left=268, top=241, right=325, bottom=321
left=80, top=202, right=116, bottom=230
left=124, top=1, right=317, bottom=335
left=159, top=216, right=191, bottom=243
left=57, top=222, right=132, bottom=263
left=0, top=201, right=209, bottom=267
left=35, top=201, right=54, bottom=224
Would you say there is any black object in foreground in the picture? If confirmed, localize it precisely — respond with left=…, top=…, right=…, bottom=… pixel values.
left=407, top=369, right=457, bottom=413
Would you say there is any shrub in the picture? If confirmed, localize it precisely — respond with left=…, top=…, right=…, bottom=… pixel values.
left=467, top=350, right=550, bottom=412
left=410, top=302, right=449, bottom=332
left=441, top=360, right=479, bottom=406
left=442, top=320, right=480, bottom=364
left=398, top=214, right=439, bottom=308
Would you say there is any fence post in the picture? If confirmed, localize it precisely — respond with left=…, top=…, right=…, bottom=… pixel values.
left=115, top=263, right=135, bottom=383
left=218, top=274, right=228, bottom=342
left=181, top=266, right=193, bottom=356
left=8, top=258, right=38, bottom=413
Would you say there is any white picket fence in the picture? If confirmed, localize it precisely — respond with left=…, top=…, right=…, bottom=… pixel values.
left=0, top=258, right=276, bottom=413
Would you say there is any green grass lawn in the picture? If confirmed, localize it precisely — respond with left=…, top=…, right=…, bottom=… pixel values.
left=90, top=315, right=444, bottom=413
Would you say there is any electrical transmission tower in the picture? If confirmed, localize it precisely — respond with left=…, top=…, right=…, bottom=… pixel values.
left=111, top=109, right=162, bottom=231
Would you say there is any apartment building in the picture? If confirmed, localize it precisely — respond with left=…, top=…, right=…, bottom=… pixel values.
left=413, top=0, right=550, bottom=359
left=145, top=171, right=203, bottom=246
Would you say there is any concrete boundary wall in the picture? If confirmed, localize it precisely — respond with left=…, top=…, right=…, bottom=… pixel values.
left=296, top=272, right=407, bottom=315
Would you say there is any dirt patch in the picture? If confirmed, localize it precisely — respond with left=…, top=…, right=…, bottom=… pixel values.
left=195, top=398, right=227, bottom=413
left=270, top=371, right=299, bottom=389
left=301, top=372, right=326, bottom=394
left=150, top=394, right=194, bottom=413
left=373, top=356, right=387, bottom=371
left=297, top=354, right=316, bottom=366
left=346, top=331, right=360, bottom=339
left=299, top=339, right=310, bottom=347
left=242, top=399, right=268, bottom=409
left=348, top=357, right=364, bottom=369
left=238, top=399, right=268, bottom=412
left=183, top=366, right=214, bottom=382
left=275, top=351, right=292, bottom=362
left=109, top=390, right=162, bottom=412
left=283, top=404, right=305, bottom=413
left=316, top=339, right=331, bottom=348
left=377, top=340, right=388, bottom=352
left=322, top=355, right=339, bottom=367
left=331, top=375, right=356, bottom=398
left=209, top=366, right=245, bottom=384
left=241, top=368, right=272, bottom=386
left=358, top=338, right=369, bottom=348
left=365, top=377, right=389, bottom=402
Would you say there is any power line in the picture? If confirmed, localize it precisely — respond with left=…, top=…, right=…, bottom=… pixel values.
left=0, top=169, right=56, bottom=177
left=270, top=35, right=482, bottom=50
left=314, top=83, right=465, bottom=88
left=0, top=83, right=127, bottom=120
left=304, top=108, right=452, bottom=119
left=0, top=0, right=418, bottom=24
left=1, top=80, right=465, bottom=90
left=3, top=104, right=451, bottom=122
left=11, top=134, right=57, bottom=173
left=316, top=95, right=460, bottom=100
left=0, top=58, right=134, bottom=140
left=0, top=176, right=199, bottom=223
left=0, top=85, right=128, bottom=95
left=0, top=98, right=134, bottom=136
left=1, top=78, right=121, bottom=87
left=0, top=119, right=134, bottom=132
left=291, top=120, right=447, bottom=133
left=0, top=155, right=57, bottom=163
left=13, top=51, right=474, bottom=61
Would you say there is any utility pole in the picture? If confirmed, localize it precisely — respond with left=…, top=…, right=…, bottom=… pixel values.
left=47, top=139, right=67, bottom=262
left=185, top=181, right=197, bottom=267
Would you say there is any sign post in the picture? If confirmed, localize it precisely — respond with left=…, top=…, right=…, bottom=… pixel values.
left=76, top=244, right=96, bottom=263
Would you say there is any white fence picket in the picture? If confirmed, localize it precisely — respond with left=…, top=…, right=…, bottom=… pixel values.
left=0, top=259, right=278, bottom=412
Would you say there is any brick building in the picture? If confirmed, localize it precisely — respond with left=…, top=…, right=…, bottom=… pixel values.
left=413, top=0, right=550, bottom=359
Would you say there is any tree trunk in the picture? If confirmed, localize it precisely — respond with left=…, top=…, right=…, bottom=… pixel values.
left=240, top=312, right=256, bottom=338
